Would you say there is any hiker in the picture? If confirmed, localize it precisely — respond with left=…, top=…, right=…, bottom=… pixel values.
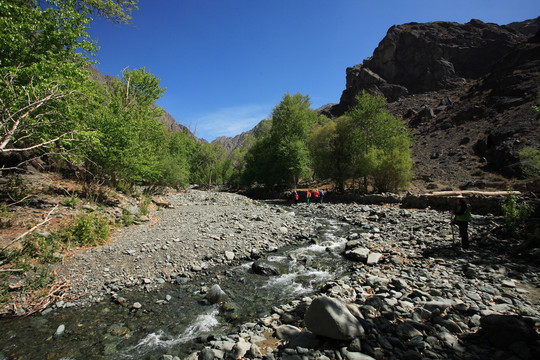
left=306, top=190, right=311, bottom=205
left=294, top=190, right=299, bottom=205
left=453, top=195, right=472, bottom=249
left=319, top=189, right=325, bottom=203
left=313, top=189, right=320, bottom=203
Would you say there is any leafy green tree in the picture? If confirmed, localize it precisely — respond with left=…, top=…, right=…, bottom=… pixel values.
left=85, top=68, right=169, bottom=185
left=365, top=136, right=412, bottom=192
left=309, top=116, right=356, bottom=191
left=189, top=142, right=219, bottom=187
left=156, top=130, right=192, bottom=188
left=0, top=0, right=138, bottom=170
left=345, top=91, right=413, bottom=192
left=244, top=93, right=318, bottom=188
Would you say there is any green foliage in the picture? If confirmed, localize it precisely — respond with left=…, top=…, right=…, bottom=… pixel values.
left=85, top=68, right=189, bottom=186
left=346, top=91, right=413, bottom=192
left=63, top=192, right=80, bottom=208
left=366, top=137, right=412, bottom=192
left=139, top=195, right=151, bottom=216
left=25, top=266, right=55, bottom=291
left=309, top=92, right=413, bottom=193
left=0, top=205, right=12, bottom=229
left=501, top=187, right=534, bottom=237
left=308, top=116, right=355, bottom=190
left=21, top=234, right=62, bottom=264
left=244, top=93, right=319, bottom=188
left=519, top=147, right=540, bottom=178
left=61, top=212, right=111, bottom=246
left=0, top=176, right=28, bottom=203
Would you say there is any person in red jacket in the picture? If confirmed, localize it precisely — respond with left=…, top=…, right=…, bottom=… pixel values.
left=306, top=190, right=311, bottom=205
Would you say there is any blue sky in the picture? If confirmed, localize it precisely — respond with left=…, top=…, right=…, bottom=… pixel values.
left=87, top=0, right=540, bottom=142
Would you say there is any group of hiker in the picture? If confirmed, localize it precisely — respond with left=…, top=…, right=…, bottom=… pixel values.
left=288, top=189, right=325, bottom=205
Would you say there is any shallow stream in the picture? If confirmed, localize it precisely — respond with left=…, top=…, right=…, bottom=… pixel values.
left=0, top=213, right=357, bottom=359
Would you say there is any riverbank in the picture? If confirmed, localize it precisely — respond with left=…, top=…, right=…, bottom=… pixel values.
left=2, top=189, right=539, bottom=359
left=181, top=195, right=540, bottom=360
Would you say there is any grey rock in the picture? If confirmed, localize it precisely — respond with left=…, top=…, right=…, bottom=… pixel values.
left=288, top=330, right=323, bottom=349
left=366, top=252, right=383, bottom=265
left=423, top=300, right=454, bottom=312
left=252, top=260, right=281, bottom=276
left=249, top=343, right=264, bottom=358
left=275, top=325, right=301, bottom=341
left=340, top=347, right=376, bottom=360
left=305, top=295, right=365, bottom=341
left=396, top=323, right=423, bottom=340
left=54, top=324, right=65, bottom=338
left=366, top=276, right=390, bottom=287
left=345, top=247, right=370, bottom=262
left=205, top=284, right=228, bottom=304
left=232, top=338, right=251, bottom=358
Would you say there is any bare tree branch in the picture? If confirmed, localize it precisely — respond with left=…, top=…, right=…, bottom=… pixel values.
left=1, top=204, right=58, bottom=251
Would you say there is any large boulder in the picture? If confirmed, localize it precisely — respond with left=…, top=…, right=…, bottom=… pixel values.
left=304, top=295, right=365, bottom=341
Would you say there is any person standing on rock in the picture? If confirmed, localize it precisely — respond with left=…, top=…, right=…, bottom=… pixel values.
left=294, top=190, right=299, bottom=205
left=453, top=195, right=472, bottom=249
left=313, top=189, right=320, bottom=203
left=306, top=190, right=311, bottom=205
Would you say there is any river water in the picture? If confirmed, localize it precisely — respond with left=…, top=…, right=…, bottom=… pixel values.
left=0, top=214, right=357, bottom=359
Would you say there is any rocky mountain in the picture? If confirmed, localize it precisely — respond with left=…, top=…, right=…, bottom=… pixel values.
left=319, top=17, right=540, bottom=192
left=212, top=121, right=266, bottom=153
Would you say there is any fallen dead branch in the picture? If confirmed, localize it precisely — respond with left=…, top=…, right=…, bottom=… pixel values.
left=1, top=204, right=58, bottom=251
left=424, top=190, right=521, bottom=197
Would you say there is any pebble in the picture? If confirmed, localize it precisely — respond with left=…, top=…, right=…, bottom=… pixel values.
left=45, top=190, right=539, bottom=360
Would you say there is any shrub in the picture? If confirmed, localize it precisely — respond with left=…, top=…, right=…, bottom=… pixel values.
left=501, top=187, right=534, bottom=237
left=0, top=205, right=12, bottom=229
left=61, top=212, right=111, bottom=246
left=139, top=195, right=151, bottom=216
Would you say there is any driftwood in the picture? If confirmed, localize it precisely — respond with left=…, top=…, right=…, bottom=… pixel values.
left=424, top=190, right=521, bottom=197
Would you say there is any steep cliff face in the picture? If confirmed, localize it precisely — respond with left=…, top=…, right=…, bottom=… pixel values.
left=319, top=17, right=540, bottom=191
left=329, top=19, right=535, bottom=115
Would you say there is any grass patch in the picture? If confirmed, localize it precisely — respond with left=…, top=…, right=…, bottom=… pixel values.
left=0, top=211, right=112, bottom=310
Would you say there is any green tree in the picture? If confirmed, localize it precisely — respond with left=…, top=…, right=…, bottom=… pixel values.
left=0, top=0, right=139, bottom=170
left=244, top=93, right=318, bottom=188
left=85, top=68, right=169, bottom=185
left=156, top=130, right=192, bottom=188
left=345, top=91, right=413, bottom=192
left=502, top=187, right=534, bottom=237
left=189, top=142, right=219, bottom=187
left=309, top=116, right=356, bottom=191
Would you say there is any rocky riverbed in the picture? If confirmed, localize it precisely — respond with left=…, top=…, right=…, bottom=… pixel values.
left=14, top=190, right=540, bottom=359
